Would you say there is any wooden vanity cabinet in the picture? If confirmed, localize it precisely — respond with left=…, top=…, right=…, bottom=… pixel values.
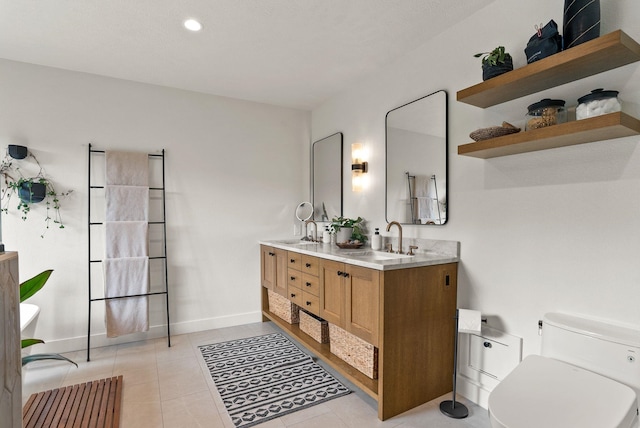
left=260, top=246, right=287, bottom=297
left=260, top=245, right=458, bottom=421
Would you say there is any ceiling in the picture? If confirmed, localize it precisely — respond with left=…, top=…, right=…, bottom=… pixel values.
left=0, top=1, right=494, bottom=110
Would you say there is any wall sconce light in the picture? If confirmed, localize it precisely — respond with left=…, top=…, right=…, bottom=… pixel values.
left=351, top=143, right=368, bottom=192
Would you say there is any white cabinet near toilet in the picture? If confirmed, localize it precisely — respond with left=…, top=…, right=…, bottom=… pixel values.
left=457, top=324, right=523, bottom=408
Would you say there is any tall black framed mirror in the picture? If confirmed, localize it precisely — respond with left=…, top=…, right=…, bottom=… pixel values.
left=312, top=132, right=343, bottom=221
left=385, top=90, right=447, bottom=225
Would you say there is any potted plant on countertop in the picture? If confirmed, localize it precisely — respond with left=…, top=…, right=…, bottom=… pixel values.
left=474, top=46, right=513, bottom=81
left=1, top=148, right=72, bottom=237
left=329, top=216, right=368, bottom=247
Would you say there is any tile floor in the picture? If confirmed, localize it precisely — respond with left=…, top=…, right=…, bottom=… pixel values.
left=22, top=322, right=490, bottom=428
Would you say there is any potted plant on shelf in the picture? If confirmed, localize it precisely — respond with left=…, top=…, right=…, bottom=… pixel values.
left=329, top=216, right=368, bottom=247
left=474, top=46, right=513, bottom=80
left=1, top=149, right=72, bottom=237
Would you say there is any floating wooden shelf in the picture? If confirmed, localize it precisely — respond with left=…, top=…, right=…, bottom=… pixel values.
left=457, top=30, right=640, bottom=108
left=458, top=112, right=640, bottom=158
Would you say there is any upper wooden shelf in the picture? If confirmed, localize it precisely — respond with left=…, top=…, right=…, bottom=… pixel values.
left=457, top=30, right=640, bottom=108
left=458, top=112, right=640, bottom=158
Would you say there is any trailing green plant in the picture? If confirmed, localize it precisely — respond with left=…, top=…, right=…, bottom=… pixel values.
left=474, top=46, right=512, bottom=66
left=329, top=216, right=368, bottom=243
left=20, top=270, right=77, bottom=367
left=1, top=148, right=72, bottom=238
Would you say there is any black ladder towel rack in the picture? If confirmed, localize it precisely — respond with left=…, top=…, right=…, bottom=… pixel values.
left=86, top=143, right=171, bottom=361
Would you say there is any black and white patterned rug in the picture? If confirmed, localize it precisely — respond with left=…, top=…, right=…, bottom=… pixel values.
left=199, top=332, right=350, bottom=427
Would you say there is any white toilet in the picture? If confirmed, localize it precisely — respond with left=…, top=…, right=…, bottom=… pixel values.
left=488, top=312, right=640, bottom=428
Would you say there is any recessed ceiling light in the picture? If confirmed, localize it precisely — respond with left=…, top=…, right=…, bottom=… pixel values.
left=184, top=19, right=203, bottom=32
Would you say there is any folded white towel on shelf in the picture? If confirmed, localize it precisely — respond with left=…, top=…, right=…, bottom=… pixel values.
left=105, top=185, right=149, bottom=221
left=105, top=151, right=149, bottom=186
left=103, top=257, right=150, bottom=338
left=105, top=221, right=149, bottom=259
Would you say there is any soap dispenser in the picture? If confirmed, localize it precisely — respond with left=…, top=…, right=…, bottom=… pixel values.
left=371, top=228, right=382, bottom=250
left=322, top=227, right=331, bottom=244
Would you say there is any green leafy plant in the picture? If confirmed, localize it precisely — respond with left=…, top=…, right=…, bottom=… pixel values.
left=1, top=149, right=72, bottom=237
left=329, top=216, right=368, bottom=243
left=20, top=270, right=77, bottom=367
left=474, top=46, right=512, bottom=66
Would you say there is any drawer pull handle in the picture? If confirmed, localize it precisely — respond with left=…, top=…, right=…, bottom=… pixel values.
left=290, top=276, right=296, bottom=280
left=305, top=282, right=311, bottom=287
left=306, top=301, right=312, bottom=306
left=343, top=272, right=350, bottom=278
left=290, top=293, right=296, bottom=297
left=305, top=263, right=311, bottom=268
left=484, top=342, right=492, bottom=348
left=268, top=252, right=275, bottom=256
left=290, top=259, right=295, bottom=263
left=337, top=271, right=343, bottom=276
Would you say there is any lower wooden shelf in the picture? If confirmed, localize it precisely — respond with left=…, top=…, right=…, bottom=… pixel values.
left=458, top=112, right=640, bottom=159
left=261, top=309, right=379, bottom=400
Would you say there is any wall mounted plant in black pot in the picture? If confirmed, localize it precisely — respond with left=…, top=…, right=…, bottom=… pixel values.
left=475, top=46, right=513, bottom=81
left=1, top=147, right=72, bottom=237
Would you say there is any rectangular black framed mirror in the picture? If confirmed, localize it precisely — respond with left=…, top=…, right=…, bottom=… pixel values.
left=385, top=90, right=448, bottom=225
left=312, top=132, right=343, bottom=221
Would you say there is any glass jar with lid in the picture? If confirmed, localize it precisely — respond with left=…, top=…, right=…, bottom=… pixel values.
left=576, top=89, right=621, bottom=120
left=525, top=99, right=567, bottom=130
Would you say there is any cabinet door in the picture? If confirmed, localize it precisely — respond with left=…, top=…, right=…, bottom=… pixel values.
left=260, top=245, right=276, bottom=290
left=345, top=265, right=380, bottom=346
left=319, top=259, right=345, bottom=327
left=273, top=248, right=288, bottom=297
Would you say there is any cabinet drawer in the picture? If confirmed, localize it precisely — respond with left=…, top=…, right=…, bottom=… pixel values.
left=288, top=287, right=303, bottom=306
left=302, top=273, right=320, bottom=297
left=288, top=252, right=302, bottom=270
left=288, top=268, right=302, bottom=289
left=301, top=255, right=319, bottom=276
left=301, top=292, right=320, bottom=316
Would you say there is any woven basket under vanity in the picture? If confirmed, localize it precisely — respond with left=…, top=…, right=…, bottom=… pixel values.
left=329, top=323, right=378, bottom=379
left=267, top=289, right=300, bottom=324
left=299, top=310, right=329, bottom=343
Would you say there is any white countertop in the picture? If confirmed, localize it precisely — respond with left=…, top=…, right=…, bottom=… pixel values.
left=259, top=238, right=459, bottom=271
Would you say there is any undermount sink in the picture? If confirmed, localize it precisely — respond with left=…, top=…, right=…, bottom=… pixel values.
left=343, top=251, right=414, bottom=261
left=278, top=239, right=320, bottom=246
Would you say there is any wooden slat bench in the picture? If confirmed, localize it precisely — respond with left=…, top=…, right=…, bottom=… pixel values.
left=22, top=375, right=123, bottom=428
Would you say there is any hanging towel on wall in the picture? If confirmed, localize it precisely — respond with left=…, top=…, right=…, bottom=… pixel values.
left=105, top=185, right=149, bottom=221
left=105, top=221, right=149, bottom=259
left=105, top=151, right=149, bottom=186
left=103, top=257, right=150, bottom=337
left=104, top=150, right=150, bottom=338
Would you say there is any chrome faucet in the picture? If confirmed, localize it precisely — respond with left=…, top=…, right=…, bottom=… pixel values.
left=386, top=221, right=403, bottom=254
left=305, top=219, right=318, bottom=242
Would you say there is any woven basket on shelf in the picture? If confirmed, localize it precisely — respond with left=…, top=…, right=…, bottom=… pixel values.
left=267, top=289, right=300, bottom=324
left=329, top=323, right=378, bottom=379
left=299, top=310, right=329, bottom=343
left=469, top=122, right=520, bottom=141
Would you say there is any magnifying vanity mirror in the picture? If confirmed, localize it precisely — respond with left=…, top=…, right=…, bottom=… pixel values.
left=386, top=90, right=448, bottom=225
left=295, top=201, right=314, bottom=222
left=312, top=132, right=343, bottom=221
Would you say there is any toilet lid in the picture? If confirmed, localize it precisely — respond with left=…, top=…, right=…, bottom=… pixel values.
left=488, top=355, right=638, bottom=428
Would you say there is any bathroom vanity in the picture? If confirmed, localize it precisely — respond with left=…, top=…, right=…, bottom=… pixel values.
left=259, top=239, right=459, bottom=420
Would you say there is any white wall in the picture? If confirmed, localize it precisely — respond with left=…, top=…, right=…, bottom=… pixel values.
left=313, top=0, right=640, bottom=365
left=1, top=59, right=310, bottom=352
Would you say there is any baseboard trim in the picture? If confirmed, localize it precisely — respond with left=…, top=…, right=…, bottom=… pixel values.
left=33, top=310, right=263, bottom=355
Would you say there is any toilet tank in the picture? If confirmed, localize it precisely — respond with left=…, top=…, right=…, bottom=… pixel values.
left=542, top=312, right=640, bottom=406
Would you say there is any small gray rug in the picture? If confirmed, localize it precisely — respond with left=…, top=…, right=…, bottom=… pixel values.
left=199, top=332, right=350, bottom=427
